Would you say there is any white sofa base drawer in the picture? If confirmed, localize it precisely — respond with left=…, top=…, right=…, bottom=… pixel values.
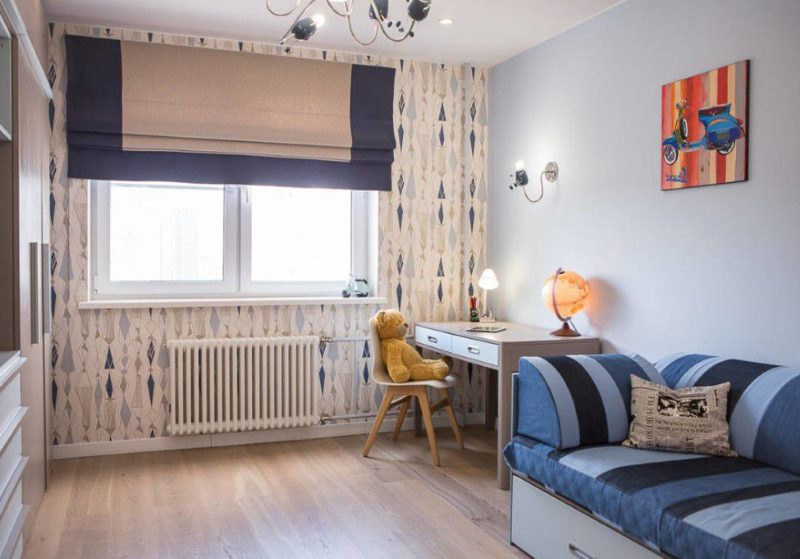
left=511, top=475, right=662, bottom=559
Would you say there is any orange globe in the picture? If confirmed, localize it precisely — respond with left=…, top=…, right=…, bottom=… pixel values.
left=542, top=270, right=589, bottom=319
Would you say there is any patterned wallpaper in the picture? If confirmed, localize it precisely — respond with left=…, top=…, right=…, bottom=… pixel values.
left=48, top=23, right=489, bottom=445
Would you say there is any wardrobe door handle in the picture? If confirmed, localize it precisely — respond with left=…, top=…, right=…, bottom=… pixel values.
left=427, top=336, right=438, bottom=344
left=41, top=243, right=51, bottom=335
left=30, top=242, right=40, bottom=344
left=568, top=543, right=596, bottom=559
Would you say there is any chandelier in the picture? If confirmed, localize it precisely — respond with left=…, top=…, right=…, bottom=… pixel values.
left=266, top=0, right=433, bottom=47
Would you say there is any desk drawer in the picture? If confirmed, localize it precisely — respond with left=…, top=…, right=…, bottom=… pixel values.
left=452, top=335, right=498, bottom=366
left=415, top=326, right=452, bottom=353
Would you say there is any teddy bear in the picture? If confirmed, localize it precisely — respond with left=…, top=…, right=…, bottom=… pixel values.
left=374, top=309, right=453, bottom=383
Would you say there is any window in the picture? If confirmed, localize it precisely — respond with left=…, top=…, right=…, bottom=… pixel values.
left=91, top=181, right=374, bottom=299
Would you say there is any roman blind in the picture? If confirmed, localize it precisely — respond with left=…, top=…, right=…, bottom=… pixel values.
left=64, top=35, right=396, bottom=191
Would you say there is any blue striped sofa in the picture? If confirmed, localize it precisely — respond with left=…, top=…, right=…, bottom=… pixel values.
left=503, top=353, right=800, bottom=559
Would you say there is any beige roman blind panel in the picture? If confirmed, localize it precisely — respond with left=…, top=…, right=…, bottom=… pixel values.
left=121, top=41, right=354, bottom=159
left=65, top=35, right=396, bottom=190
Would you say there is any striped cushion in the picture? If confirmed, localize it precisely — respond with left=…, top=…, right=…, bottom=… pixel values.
left=516, top=353, right=664, bottom=449
left=656, top=354, right=800, bottom=476
left=504, top=436, right=800, bottom=559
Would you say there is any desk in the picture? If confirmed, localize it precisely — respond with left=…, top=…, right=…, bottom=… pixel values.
left=414, top=321, right=600, bottom=490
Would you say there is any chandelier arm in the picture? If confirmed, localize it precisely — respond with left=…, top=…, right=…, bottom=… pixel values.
left=325, top=0, right=354, bottom=17
left=346, top=13, right=380, bottom=46
left=278, top=0, right=319, bottom=43
left=269, top=0, right=421, bottom=45
left=365, top=0, right=416, bottom=43
left=266, top=0, right=302, bottom=17
left=376, top=19, right=415, bottom=43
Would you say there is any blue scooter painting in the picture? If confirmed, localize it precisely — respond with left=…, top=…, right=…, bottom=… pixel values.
left=662, top=100, right=746, bottom=165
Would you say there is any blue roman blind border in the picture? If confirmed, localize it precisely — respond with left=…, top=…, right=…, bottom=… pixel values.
left=68, top=148, right=391, bottom=191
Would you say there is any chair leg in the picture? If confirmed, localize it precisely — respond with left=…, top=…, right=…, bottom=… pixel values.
left=363, top=387, right=395, bottom=458
left=417, top=388, right=440, bottom=466
left=440, top=388, right=464, bottom=449
left=393, top=398, right=411, bottom=441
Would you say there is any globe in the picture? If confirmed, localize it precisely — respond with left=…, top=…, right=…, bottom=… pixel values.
left=541, top=270, right=589, bottom=320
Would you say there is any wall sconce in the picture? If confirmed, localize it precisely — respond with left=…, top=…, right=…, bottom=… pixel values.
left=509, top=160, right=559, bottom=203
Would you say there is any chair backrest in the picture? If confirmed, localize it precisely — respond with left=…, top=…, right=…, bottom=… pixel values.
left=368, top=316, right=392, bottom=384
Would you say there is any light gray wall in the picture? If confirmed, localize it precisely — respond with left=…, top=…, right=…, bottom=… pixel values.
left=488, top=0, right=800, bottom=365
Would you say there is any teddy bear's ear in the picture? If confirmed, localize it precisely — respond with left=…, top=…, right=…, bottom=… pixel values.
left=375, top=310, right=386, bottom=327
left=388, top=309, right=403, bottom=323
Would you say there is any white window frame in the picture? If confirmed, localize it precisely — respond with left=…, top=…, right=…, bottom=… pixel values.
left=239, top=186, right=370, bottom=297
left=90, top=180, right=374, bottom=300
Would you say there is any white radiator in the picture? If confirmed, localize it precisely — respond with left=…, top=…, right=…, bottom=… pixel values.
left=167, top=336, right=319, bottom=435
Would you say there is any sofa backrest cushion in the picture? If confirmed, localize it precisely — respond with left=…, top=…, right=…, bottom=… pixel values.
left=516, top=353, right=664, bottom=449
left=656, top=353, right=800, bottom=475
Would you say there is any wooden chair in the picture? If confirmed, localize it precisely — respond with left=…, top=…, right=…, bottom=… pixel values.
left=362, top=316, right=464, bottom=466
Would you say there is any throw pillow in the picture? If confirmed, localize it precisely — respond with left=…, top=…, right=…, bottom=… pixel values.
left=623, top=375, right=736, bottom=457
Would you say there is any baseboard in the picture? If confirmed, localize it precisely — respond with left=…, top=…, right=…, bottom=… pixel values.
left=52, top=412, right=486, bottom=459
left=52, top=434, right=213, bottom=459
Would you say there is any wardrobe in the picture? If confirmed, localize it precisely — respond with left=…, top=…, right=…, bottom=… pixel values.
left=0, top=0, right=52, bottom=552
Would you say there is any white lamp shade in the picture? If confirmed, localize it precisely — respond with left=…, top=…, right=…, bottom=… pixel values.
left=478, top=268, right=499, bottom=290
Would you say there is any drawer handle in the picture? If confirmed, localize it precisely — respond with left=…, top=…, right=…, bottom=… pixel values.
left=467, top=345, right=480, bottom=355
left=568, top=543, right=596, bottom=559
left=427, top=335, right=438, bottom=344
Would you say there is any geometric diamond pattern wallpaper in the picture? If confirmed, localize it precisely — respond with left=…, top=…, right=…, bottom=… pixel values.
left=48, top=23, right=488, bottom=445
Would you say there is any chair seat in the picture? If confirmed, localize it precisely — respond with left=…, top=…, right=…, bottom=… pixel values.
left=372, top=368, right=457, bottom=389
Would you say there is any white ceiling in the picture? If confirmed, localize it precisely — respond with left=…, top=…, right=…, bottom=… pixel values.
left=43, top=0, right=625, bottom=66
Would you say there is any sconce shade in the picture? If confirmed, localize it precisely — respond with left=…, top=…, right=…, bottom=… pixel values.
left=478, top=268, right=499, bottom=291
left=542, top=270, right=589, bottom=319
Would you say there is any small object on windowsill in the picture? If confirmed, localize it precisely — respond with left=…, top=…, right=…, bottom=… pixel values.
left=469, top=296, right=480, bottom=322
left=354, top=278, right=369, bottom=297
left=342, top=275, right=370, bottom=298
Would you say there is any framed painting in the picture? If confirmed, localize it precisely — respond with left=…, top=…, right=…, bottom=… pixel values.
left=661, top=60, right=749, bottom=191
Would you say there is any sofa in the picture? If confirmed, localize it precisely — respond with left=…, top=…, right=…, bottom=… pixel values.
left=503, top=353, right=800, bottom=559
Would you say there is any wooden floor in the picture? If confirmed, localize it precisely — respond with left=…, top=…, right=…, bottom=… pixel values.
left=26, top=427, right=523, bottom=558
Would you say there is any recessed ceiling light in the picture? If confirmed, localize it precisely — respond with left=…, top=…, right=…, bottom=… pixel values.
left=439, top=18, right=454, bottom=26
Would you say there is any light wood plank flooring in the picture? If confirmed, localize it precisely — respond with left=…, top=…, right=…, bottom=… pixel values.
left=26, top=427, right=523, bottom=558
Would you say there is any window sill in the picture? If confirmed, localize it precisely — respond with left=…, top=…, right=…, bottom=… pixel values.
left=77, top=296, right=387, bottom=310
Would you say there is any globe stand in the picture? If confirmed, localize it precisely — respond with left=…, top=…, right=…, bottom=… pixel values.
left=549, top=267, right=582, bottom=337
left=550, top=320, right=580, bottom=337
